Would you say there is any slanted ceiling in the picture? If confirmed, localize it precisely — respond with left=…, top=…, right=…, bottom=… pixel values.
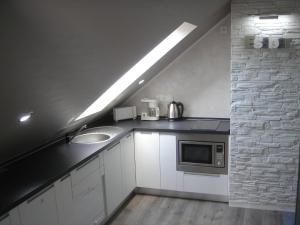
left=0, top=0, right=230, bottom=166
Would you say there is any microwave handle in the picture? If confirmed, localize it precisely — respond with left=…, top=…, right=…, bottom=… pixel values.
left=183, top=172, right=221, bottom=177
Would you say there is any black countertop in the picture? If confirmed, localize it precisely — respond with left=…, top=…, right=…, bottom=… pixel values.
left=0, top=118, right=229, bottom=215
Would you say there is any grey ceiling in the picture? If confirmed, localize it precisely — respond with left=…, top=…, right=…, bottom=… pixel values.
left=0, top=0, right=230, bottom=166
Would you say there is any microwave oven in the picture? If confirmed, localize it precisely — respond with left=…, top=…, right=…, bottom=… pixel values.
left=176, top=133, right=228, bottom=175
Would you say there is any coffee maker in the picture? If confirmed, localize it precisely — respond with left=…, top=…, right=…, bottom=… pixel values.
left=140, top=99, right=160, bottom=121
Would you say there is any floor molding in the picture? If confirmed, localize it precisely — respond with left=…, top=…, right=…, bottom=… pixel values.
left=135, top=187, right=229, bottom=203
left=229, top=201, right=295, bottom=213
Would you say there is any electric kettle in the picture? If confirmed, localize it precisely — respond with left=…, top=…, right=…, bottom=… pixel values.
left=167, top=101, right=184, bottom=121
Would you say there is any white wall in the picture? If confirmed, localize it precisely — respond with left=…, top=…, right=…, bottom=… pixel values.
left=123, top=16, right=231, bottom=118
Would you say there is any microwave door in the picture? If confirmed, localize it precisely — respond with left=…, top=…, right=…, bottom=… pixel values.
left=179, top=141, right=215, bottom=167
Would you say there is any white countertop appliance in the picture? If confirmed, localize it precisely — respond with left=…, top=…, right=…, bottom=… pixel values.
left=113, top=106, right=137, bottom=122
left=140, top=99, right=160, bottom=121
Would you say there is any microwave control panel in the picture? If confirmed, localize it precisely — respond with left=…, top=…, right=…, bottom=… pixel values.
left=215, top=144, right=225, bottom=168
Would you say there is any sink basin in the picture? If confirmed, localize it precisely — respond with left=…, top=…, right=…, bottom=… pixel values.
left=71, top=133, right=111, bottom=144
left=71, top=126, right=123, bottom=144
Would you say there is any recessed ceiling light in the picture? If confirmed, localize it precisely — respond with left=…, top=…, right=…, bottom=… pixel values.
left=76, top=22, right=197, bottom=121
left=19, top=112, right=33, bottom=123
left=138, top=80, right=145, bottom=85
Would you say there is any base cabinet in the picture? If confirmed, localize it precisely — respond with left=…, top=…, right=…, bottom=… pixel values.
left=55, top=154, right=106, bottom=225
left=104, top=133, right=136, bottom=216
left=135, top=132, right=160, bottom=189
left=0, top=216, right=9, bottom=225
left=1, top=130, right=228, bottom=225
left=104, top=143, right=124, bottom=216
left=19, top=185, right=59, bottom=225
left=183, top=173, right=228, bottom=196
left=120, top=133, right=136, bottom=197
left=0, top=208, right=21, bottom=225
left=1, top=133, right=136, bottom=225
left=160, top=134, right=182, bottom=191
left=137, top=132, right=228, bottom=198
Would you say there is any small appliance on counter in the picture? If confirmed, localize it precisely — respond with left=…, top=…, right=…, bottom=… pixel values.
left=140, top=98, right=160, bottom=121
left=113, top=106, right=137, bottom=122
left=167, top=101, right=184, bottom=121
left=176, top=133, right=228, bottom=175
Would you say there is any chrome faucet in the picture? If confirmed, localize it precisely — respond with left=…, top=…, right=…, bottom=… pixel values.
left=66, top=124, right=87, bottom=143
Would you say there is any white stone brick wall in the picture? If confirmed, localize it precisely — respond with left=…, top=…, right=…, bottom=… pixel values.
left=230, top=0, right=300, bottom=212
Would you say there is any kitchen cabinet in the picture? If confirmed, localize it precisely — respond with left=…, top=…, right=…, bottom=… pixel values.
left=104, top=143, right=124, bottom=215
left=136, top=132, right=228, bottom=197
left=0, top=208, right=21, bottom=225
left=0, top=216, right=9, bottom=225
left=135, top=131, right=160, bottom=189
left=120, top=132, right=136, bottom=197
left=183, top=173, right=228, bottom=196
left=55, top=154, right=106, bottom=225
left=1, top=129, right=229, bottom=225
left=159, top=134, right=178, bottom=191
left=18, top=185, right=59, bottom=225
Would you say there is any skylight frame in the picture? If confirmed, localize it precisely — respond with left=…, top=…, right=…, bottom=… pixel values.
left=76, top=22, right=197, bottom=121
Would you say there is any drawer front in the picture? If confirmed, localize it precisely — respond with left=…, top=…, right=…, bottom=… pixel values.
left=72, top=169, right=102, bottom=199
left=71, top=169, right=105, bottom=225
left=183, top=173, right=228, bottom=196
left=19, top=185, right=58, bottom=225
left=71, top=156, right=100, bottom=186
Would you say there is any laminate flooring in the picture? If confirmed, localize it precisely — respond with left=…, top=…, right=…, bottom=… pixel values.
left=108, top=194, right=282, bottom=225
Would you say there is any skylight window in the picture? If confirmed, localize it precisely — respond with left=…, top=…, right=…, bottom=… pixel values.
left=76, top=22, right=197, bottom=121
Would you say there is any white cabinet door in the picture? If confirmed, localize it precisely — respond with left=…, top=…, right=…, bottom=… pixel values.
left=9, top=208, right=21, bottom=225
left=120, top=132, right=136, bottom=197
left=183, top=173, right=228, bottom=196
left=0, top=215, right=9, bottom=225
left=135, top=132, right=160, bottom=189
left=55, top=175, right=73, bottom=225
left=55, top=154, right=106, bottom=225
left=19, top=185, right=59, bottom=225
left=0, top=208, right=21, bottom=225
left=104, top=143, right=123, bottom=215
left=71, top=155, right=100, bottom=186
left=160, top=134, right=180, bottom=191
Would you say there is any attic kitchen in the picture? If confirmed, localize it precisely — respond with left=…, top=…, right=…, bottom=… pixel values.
left=0, top=1, right=300, bottom=225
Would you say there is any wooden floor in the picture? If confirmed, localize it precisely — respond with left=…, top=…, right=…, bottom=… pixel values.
left=108, top=194, right=282, bottom=225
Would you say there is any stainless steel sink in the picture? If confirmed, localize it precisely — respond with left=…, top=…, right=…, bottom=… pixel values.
left=71, top=126, right=123, bottom=144
left=71, top=133, right=111, bottom=144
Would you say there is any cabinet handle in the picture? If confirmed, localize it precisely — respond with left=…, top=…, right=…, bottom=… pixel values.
left=107, top=142, right=120, bottom=151
left=60, top=173, right=71, bottom=182
left=139, top=131, right=152, bottom=134
left=76, top=155, right=99, bottom=171
left=27, top=184, right=54, bottom=203
left=101, top=174, right=108, bottom=215
left=183, top=172, right=221, bottom=177
left=0, top=213, right=9, bottom=222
